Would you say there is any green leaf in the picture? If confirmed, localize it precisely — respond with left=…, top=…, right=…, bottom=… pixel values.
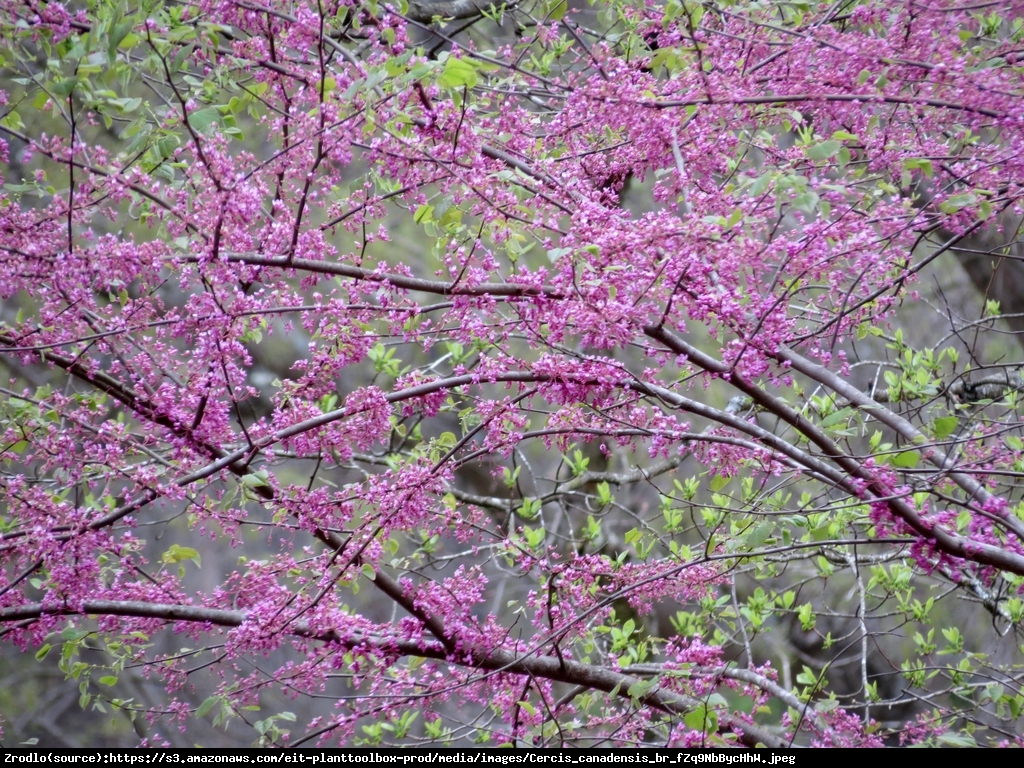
left=796, top=666, right=817, bottom=686
left=749, top=172, right=773, bottom=196
left=196, top=696, right=219, bottom=718
left=109, top=21, right=135, bottom=56
left=627, top=678, right=656, bottom=699
left=931, top=416, right=959, bottom=439
left=804, top=140, right=841, bottom=160
left=52, top=77, right=79, bottom=97
left=162, top=544, right=201, bottom=565
left=361, top=563, right=376, bottom=581
left=683, top=704, right=718, bottom=734
left=546, top=247, right=572, bottom=262
left=793, top=190, right=819, bottom=214
left=746, top=523, right=773, bottom=549
left=819, top=407, right=854, bottom=428
left=902, top=157, right=934, bottom=178
left=188, top=107, right=222, bottom=133
left=936, top=732, right=976, bottom=748
left=811, top=524, right=831, bottom=543
left=437, top=57, right=478, bottom=89
left=709, top=474, right=730, bottom=492
left=939, top=192, right=978, bottom=214
left=0, top=110, right=24, bottom=131
left=156, top=135, right=180, bottom=159
left=891, top=450, right=920, bottom=468
left=240, top=470, right=269, bottom=487
left=61, top=626, right=90, bottom=642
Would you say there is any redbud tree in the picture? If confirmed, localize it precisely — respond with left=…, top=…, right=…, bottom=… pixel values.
left=2, top=0, right=1024, bottom=748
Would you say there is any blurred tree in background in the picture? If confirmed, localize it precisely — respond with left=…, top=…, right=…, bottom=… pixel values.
left=3, top=0, right=1024, bottom=748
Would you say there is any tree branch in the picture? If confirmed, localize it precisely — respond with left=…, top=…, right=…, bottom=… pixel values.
left=0, top=599, right=790, bottom=748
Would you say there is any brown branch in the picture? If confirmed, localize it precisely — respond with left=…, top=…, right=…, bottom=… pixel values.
left=777, top=344, right=1024, bottom=544
left=648, top=93, right=1001, bottom=118
left=0, top=599, right=790, bottom=747
left=405, top=0, right=515, bottom=23
left=201, top=253, right=562, bottom=297
left=643, top=324, right=1024, bottom=577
